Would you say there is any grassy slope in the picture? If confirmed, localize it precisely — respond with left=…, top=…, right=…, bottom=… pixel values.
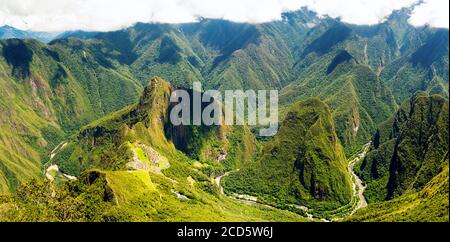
left=1, top=78, right=305, bottom=222
left=0, top=167, right=308, bottom=222
left=105, top=171, right=308, bottom=222
left=0, top=38, right=142, bottom=193
left=52, top=77, right=256, bottom=176
left=0, top=9, right=448, bottom=221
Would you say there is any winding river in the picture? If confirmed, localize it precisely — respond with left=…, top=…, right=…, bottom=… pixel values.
left=215, top=142, right=371, bottom=221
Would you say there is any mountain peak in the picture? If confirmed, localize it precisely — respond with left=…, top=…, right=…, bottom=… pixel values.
left=134, top=77, right=174, bottom=127
left=224, top=98, right=352, bottom=209
left=138, top=77, right=172, bottom=107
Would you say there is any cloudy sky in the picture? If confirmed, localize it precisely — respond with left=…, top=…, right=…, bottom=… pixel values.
left=0, top=0, right=448, bottom=32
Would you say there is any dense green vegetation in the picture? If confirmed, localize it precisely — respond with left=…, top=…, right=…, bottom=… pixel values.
left=0, top=38, right=142, bottom=192
left=356, top=92, right=449, bottom=203
left=381, top=29, right=449, bottom=102
left=0, top=169, right=308, bottom=222
left=280, top=49, right=398, bottom=155
left=51, top=77, right=256, bottom=176
left=223, top=99, right=352, bottom=211
left=0, top=78, right=304, bottom=222
left=348, top=159, right=449, bottom=222
left=0, top=8, right=448, bottom=222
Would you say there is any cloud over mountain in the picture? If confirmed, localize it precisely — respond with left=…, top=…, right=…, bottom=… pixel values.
left=409, top=0, right=449, bottom=28
left=0, top=0, right=448, bottom=32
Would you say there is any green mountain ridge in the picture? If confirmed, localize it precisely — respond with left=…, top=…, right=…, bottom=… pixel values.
left=52, top=77, right=256, bottom=177
left=223, top=98, right=353, bottom=211
left=0, top=78, right=310, bottom=222
left=0, top=38, right=142, bottom=192
left=0, top=25, right=60, bottom=43
left=357, top=92, right=449, bottom=203
left=381, top=29, right=449, bottom=102
left=280, top=49, right=398, bottom=154
left=348, top=158, right=448, bottom=222
left=0, top=8, right=448, bottom=222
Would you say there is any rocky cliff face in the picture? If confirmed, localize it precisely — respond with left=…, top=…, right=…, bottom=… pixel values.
left=358, top=92, right=449, bottom=202
left=51, top=77, right=256, bottom=176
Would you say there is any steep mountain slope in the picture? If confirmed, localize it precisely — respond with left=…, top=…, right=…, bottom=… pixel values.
left=56, top=9, right=320, bottom=91
left=0, top=8, right=448, bottom=222
left=279, top=14, right=448, bottom=155
left=47, top=9, right=447, bottom=157
left=0, top=38, right=142, bottom=193
left=51, top=77, right=256, bottom=177
left=86, top=23, right=206, bottom=88
left=181, top=9, right=319, bottom=90
left=0, top=78, right=308, bottom=222
left=281, top=48, right=397, bottom=154
left=223, top=99, right=352, bottom=211
left=348, top=159, right=448, bottom=222
left=381, top=29, right=449, bottom=102
left=356, top=93, right=449, bottom=203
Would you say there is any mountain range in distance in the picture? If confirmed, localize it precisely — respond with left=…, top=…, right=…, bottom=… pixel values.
left=0, top=25, right=62, bottom=43
left=0, top=7, right=448, bottom=222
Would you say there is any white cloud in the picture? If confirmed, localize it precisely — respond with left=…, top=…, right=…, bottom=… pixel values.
left=409, top=0, right=449, bottom=28
left=0, top=0, right=448, bottom=32
left=304, top=0, right=418, bottom=25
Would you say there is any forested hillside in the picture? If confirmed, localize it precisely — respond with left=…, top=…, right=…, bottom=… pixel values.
left=0, top=8, right=448, bottom=222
